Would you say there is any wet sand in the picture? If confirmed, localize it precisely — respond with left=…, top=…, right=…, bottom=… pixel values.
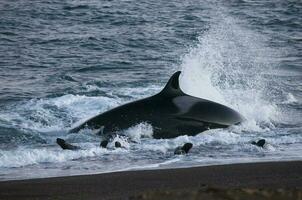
left=0, top=161, right=301, bottom=200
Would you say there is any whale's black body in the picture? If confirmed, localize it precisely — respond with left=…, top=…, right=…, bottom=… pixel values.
left=70, top=71, right=243, bottom=139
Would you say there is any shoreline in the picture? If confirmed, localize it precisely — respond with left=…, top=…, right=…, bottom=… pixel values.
left=2, top=158, right=301, bottom=182
left=0, top=160, right=301, bottom=199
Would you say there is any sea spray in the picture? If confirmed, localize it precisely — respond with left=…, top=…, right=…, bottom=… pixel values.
left=179, top=14, right=281, bottom=131
left=124, top=122, right=154, bottom=142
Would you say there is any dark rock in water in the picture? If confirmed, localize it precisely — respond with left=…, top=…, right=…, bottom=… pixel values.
left=115, top=141, right=122, bottom=148
left=174, top=143, right=193, bottom=155
left=251, top=139, right=266, bottom=148
left=100, top=140, right=109, bottom=148
left=56, top=138, right=80, bottom=150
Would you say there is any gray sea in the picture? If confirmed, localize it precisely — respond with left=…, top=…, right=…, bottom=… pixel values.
left=0, top=0, right=301, bottom=181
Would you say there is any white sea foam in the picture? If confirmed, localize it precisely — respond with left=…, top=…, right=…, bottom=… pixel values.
left=0, top=146, right=108, bottom=168
left=6, top=94, right=121, bottom=132
left=139, top=139, right=172, bottom=154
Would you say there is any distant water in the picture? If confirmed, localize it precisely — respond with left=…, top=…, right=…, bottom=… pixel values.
left=0, top=0, right=301, bottom=181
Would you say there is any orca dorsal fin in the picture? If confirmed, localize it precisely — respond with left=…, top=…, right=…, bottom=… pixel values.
left=160, top=71, right=185, bottom=96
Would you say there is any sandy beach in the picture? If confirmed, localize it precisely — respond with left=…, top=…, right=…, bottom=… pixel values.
left=0, top=161, right=301, bottom=200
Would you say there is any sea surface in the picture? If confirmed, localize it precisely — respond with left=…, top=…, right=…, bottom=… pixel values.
left=0, top=0, right=301, bottom=181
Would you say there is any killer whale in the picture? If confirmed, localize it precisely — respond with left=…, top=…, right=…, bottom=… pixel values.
left=70, top=71, right=244, bottom=139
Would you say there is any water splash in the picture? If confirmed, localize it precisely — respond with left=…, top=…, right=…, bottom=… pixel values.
left=179, top=14, right=281, bottom=131
left=124, top=122, right=153, bottom=142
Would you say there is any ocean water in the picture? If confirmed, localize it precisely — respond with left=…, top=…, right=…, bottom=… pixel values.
left=0, top=0, right=301, bottom=181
